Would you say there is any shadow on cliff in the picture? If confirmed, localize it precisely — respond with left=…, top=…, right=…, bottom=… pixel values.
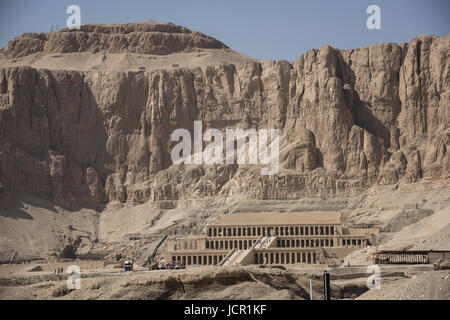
left=352, top=92, right=392, bottom=148
left=0, top=207, right=33, bottom=220
left=0, top=192, right=61, bottom=219
left=43, top=71, right=115, bottom=212
left=335, top=52, right=398, bottom=150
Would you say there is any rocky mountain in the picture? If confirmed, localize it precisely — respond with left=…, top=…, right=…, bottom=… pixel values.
left=1, top=20, right=227, bottom=58
left=0, top=22, right=448, bottom=211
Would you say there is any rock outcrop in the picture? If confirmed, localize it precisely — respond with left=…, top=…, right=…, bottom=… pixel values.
left=0, top=22, right=448, bottom=209
left=0, top=21, right=227, bottom=58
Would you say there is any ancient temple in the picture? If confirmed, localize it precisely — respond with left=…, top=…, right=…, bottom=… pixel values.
left=164, top=212, right=378, bottom=266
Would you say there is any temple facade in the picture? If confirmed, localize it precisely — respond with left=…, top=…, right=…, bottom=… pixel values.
left=164, top=212, right=378, bottom=267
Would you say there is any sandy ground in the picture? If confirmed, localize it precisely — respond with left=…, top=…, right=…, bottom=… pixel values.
left=0, top=264, right=444, bottom=300
left=357, top=270, right=450, bottom=300
left=0, top=48, right=257, bottom=72
left=0, top=266, right=310, bottom=300
left=1, top=186, right=448, bottom=300
left=0, top=260, right=105, bottom=277
left=1, top=186, right=449, bottom=266
left=382, top=205, right=450, bottom=250
left=0, top=194, right=99, bottom=262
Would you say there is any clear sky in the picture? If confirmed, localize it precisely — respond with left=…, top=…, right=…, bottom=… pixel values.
left=0, top=0, right=448, bottom=61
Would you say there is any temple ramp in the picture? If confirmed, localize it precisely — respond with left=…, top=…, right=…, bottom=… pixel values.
left=219, top=249, right=237, bottom=266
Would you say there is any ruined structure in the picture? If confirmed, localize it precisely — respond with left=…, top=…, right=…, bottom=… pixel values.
left=165, top=212, right=378, bottom=266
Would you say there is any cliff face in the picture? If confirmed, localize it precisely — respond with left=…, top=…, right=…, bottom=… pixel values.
left=0, top=23, right=448, bottom=209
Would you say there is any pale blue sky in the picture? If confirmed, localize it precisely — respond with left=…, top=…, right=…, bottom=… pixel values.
left=0, top=0, right=448, bottom=61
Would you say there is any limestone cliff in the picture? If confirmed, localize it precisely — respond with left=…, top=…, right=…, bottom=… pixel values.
left=0, top=21, right=227, bottom=58
left=0, top=22, right=448, bottom=209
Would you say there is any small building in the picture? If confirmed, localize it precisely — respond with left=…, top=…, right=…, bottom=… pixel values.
left=373, top=250, right=450, bottom=265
